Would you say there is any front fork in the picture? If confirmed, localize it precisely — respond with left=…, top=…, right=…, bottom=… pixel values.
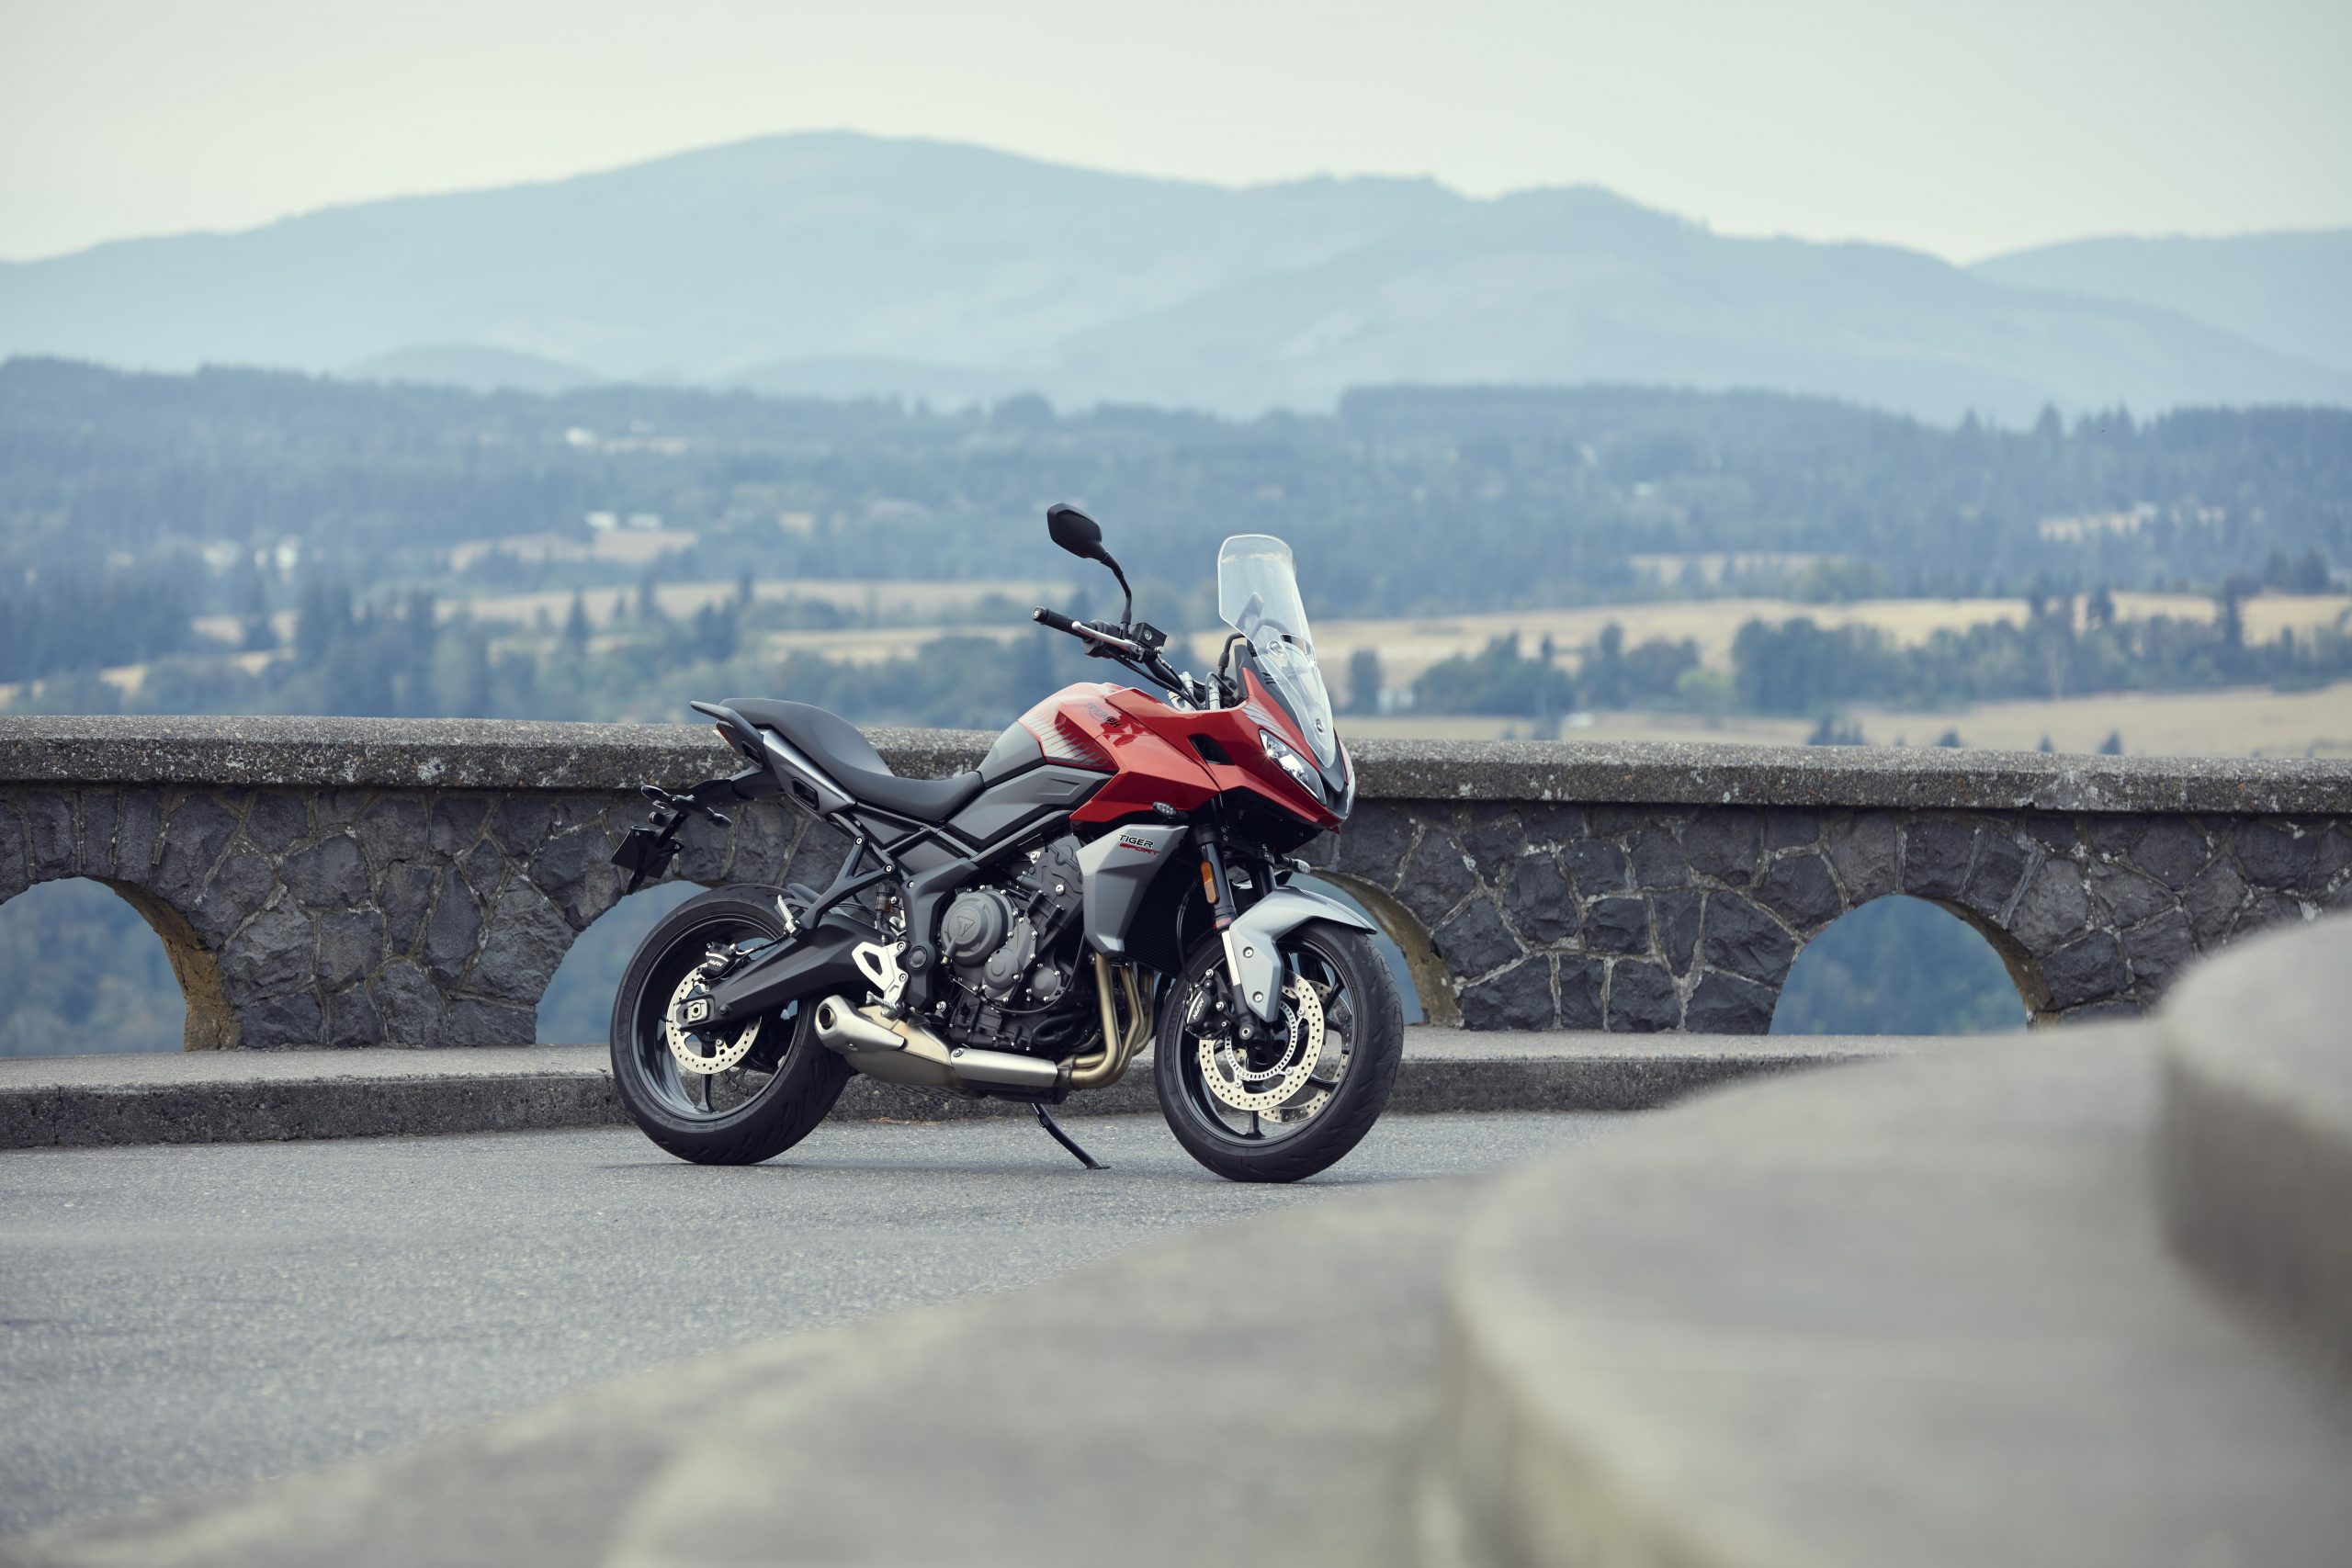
left=1198, top=837, right=1270, bottom=1042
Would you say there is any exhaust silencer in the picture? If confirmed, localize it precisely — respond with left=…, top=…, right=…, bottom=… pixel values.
left=811, top=996, right=1066, bottom=1095
left=812, top=996, right=907, bottom=1054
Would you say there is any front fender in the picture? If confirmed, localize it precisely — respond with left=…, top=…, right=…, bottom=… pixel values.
left=1227, top=886, right=1376, bottom=1023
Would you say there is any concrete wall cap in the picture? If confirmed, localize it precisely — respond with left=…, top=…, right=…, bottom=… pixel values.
left=1431, top=1016, right=2352, bottom=1567
left=2157, top=912, right=2352, bottom=1361
left=3, top=716, right=2348, bottom=814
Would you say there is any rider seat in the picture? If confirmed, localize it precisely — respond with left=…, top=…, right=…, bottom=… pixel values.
left=722, top=698, right=985, bottom=823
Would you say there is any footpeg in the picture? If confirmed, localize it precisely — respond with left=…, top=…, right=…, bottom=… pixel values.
left=1034, top=1104, right=1104, bottom=1170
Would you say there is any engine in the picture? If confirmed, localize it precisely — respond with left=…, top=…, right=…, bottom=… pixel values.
left=936, top=837, right=1092, bottom=1055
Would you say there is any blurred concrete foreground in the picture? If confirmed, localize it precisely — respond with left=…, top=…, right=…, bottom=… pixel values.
left=6, top=916, right=2347, bottom=1566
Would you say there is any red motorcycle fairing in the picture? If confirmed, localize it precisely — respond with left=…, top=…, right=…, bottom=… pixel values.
left=1075, top=680, right=1340, bottom=832
left=979, top=679, right=1340, bottom=835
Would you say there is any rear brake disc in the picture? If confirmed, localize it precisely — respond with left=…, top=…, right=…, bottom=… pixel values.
left=665, top=966, right=760, bottom=1076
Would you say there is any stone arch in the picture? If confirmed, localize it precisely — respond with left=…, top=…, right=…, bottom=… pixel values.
left=1914, top=892, right=2047, bottom=1017
left=1755, top=807, right=2175, bottom=1026
left=492, top=790, right=850, bottom=1047
left=1303, top=869, right=1452, bottom=1025
left=0, top=873, right=223, bottom=1052
left=103, top=880, right=237, bottom=1051
left=0, top=789, right=239, bottom=1050
left=1771, top=892, right=2030, bottom=1034
left=535, top=878, right=707, bottom=1044
left=1672, top=807, right=2053, bottom=1034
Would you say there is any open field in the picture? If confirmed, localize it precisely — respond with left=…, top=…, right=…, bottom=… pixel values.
left=57, top=585, right=2352, bottom=762
left=187, top=586, right=2352, bottom=681
left=735, top=589, right=2352, bottom=680
left=1310, top=592, right=2352, bottom=686
left=1345, top=679, right=2352, bottom=760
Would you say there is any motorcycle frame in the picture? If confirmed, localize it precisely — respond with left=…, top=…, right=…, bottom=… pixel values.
left=619, top=672, right=1367, bottom=1072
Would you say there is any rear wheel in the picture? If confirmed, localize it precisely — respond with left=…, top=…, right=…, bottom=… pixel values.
left=1154, top=919, right=1403, bottom=1183
left=609, top=886, right=849, bottom=1165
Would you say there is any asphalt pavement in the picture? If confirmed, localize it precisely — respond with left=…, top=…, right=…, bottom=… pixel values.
left=0, top=1111, right=1611, bottom=1536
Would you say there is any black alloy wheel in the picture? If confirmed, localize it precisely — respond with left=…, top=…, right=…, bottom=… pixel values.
left=609, top=886, right=850, bottom=1165
left=1154, top=919, right=1404, bottom=1183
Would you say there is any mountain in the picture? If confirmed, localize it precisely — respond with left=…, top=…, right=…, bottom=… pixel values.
left=346, top=343, right=599, bottom=394
left=2, top=131, right=2344, bottom=423
left=1975, top=230, right=2352, bottom=381
left=717, top=353, right=1030, bottom=406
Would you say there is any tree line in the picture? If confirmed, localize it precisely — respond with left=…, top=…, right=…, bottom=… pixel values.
left=3, top=357, right=2346, bottom=689
left=17, top=559, right=2342, bottom=739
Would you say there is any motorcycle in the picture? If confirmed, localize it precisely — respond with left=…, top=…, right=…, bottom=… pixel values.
left=604, top=504, right=1402, bottom=1182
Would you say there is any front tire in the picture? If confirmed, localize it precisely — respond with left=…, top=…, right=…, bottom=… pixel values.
left=609, top=886, right=850, bottom=1165
left=1154, top=919, right=1403, bottom=1183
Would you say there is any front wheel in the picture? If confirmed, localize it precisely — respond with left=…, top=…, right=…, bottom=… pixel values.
left=610, top=886, right=850, bottom=1165
left=1154, top=919, right=1404, bottom=1183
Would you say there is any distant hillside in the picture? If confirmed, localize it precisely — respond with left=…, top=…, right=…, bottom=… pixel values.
left=2, top=132, right=2345, bottom=423
left=1976, top=230, right=2352, bottom=381
left=347, top=344, right=599, bottom=394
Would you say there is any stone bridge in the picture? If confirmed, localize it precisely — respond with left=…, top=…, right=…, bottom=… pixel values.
left=0, top=716, right=2345, bottom=1049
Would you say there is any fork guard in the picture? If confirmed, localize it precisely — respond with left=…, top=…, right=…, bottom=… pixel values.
left=1226, top=887, right=1377, bottom=1023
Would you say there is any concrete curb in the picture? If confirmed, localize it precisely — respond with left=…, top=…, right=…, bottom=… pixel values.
left=2157, top=915, right=2352, bottom=1365
left=0, top=1032, right=1923, bottom=1150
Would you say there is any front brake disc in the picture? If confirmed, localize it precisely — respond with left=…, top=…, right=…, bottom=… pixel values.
left=1198, top=976, right=1323, bottom=1112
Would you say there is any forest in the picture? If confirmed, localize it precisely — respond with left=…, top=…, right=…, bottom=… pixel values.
left=12, top=568, right=2341, bottom=739
left=4, top=359, right=2349, bottom=695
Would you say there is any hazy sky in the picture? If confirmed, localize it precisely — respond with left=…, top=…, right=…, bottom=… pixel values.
left=4, top=0, right=2347, bottom=264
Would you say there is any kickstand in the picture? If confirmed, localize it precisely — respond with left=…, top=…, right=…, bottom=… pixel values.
left=1034, top=1104, right=1105, bottom=1170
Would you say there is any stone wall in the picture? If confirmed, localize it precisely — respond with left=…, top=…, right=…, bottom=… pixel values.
left=1306, top=799, right=2349, bottom=1031
left=0, top=715, right=2346, bottom=1046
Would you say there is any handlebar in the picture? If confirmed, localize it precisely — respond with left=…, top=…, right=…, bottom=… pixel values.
left=1033, top=606, right=1223, bottom=708
left=1032, top=606, right=1141, bottom=658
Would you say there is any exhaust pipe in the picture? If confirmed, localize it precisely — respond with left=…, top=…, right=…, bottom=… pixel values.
left=812, top=996, right=907, bottom=1054
left=811, top=996, right=1067, bottom=1095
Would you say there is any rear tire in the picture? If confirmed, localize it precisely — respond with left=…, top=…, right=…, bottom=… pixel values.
left=1154, top=919, right=1403, bottom=1183
left=609, top=886, right=850, bottom=1165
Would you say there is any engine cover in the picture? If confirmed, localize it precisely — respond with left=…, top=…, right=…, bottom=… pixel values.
left=938, top=837, right=1094, bottom=1030
left=979, top=919, right=1039, bottom=1001
left=942, top=890, right=1014, bottom=965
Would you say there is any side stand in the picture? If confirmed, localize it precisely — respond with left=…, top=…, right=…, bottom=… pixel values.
left=1034, top=1104, right=1105, bottom=1171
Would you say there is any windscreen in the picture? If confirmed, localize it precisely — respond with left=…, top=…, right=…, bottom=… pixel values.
left=1218, top=534, right=1339, bottom=766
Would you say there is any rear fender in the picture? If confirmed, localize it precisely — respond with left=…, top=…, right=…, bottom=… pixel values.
left=1227, top=887, right=1375, bottom=1023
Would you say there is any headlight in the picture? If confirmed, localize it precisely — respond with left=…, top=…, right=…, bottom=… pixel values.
left=1258, top=728, right=1323, bottom=801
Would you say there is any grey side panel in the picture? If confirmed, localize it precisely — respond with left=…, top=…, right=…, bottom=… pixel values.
left=867, top=832, right=960, bottom=875
left=760, top=730, right=853, bottom=817
left=946, top=765, right=1103, bottom=847
left=979, top=723, right=1044, bottom=784
left=1077, top=824, right=1188, bottom=955
left=1227, top=887, right=1376, bottom=1021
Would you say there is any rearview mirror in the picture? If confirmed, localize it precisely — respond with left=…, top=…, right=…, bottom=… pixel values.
left=1046, top=502, right=1104, bottom=561
left=1045, top=502, right=1132, bottom=624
